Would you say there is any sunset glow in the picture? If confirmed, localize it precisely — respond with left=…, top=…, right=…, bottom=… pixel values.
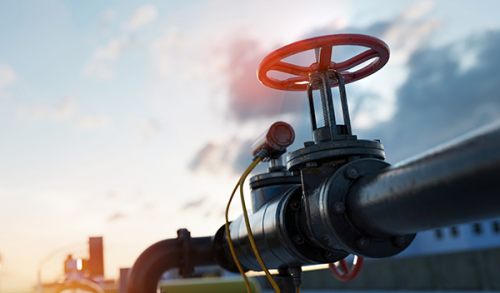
left=1, top=1, right=500, bottom=292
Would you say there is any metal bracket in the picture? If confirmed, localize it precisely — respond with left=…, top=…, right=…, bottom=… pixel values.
left=177, top=228, right=194, bottom=277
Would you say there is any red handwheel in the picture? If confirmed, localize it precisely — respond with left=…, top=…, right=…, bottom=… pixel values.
left=329, top=255, right=364, bottom=282
left=258, top=34, right=389, bottom=91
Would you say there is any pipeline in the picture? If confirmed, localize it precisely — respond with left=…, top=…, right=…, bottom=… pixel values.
left=348, top=122, right=500, bottom=236
left=126, top=230, right=215, bottom=293
left=125, top=32, right=500, bottom=293
left=126, top=123, right=500, bottom=293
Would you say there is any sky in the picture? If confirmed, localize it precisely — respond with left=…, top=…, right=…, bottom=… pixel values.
left=1, top=0, right=500, bottom=291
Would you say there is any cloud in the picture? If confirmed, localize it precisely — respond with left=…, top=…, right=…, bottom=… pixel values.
left=190, top=2, right=500, bottom=175
left=83, top=5, right=158, bottom=80
left=83, top=38, right=128, bottom=80
left=190, top=1, right=439, bottom=175
left=202, top=207, right=225, bottom=219
left=218, top=0, right=438, bottom=124
left=142, top=118, right=162, bottom=140
left=400, top=0, right=434, bottom=21
left=179, top=196, right=225, bottom=219
left=383, top=0, right=439, bottom=64
left=189, top=138, right=253, bottom=174
left=181, top=196, right=208, bottom=210
left=106, top=211, right=127, bottom=223
left=189, top=143, right=218, bottom=172
left=0, top=64, right=17, bottom=98
left=150, top=28, right=226, bottom=83
left=126, top=4, right=158, bottom=31
left=17, top=97, right=113, bottom=131
left=364, top=30, right=500, bottom=162
left=302, top=0, right=439, bottom=127
left=78, top=115, right=112, bottom=130
left=0, top=64, right=16, bottom=88
left=18, top=96, right=76, bottom=121
left=150, top=29, right=185, bottom=78
left=222, top=38, right=306, bottom=121
left=100, top=9, right=116, bottom=26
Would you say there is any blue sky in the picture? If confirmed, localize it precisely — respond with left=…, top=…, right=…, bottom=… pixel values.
left=1, top=0, right=500, bottom=291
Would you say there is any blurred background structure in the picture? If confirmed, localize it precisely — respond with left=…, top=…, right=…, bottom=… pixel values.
left=37, top=237, right=117, bottom=293
left=1, top=0, right=500, bottom=292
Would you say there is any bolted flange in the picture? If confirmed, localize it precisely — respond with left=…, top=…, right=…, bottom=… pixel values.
left=303, top=158, right=416, bottom=258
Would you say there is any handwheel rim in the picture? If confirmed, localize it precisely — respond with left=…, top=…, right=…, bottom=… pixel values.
left=258, top=34, right=389, bottom=91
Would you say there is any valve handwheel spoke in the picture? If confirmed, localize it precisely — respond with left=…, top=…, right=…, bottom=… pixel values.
left=334, top=48, right=379, bottom=72
left=339, top=259, right=349, bottom=273
left=258, top=34, right=389, bottom=91
left=318, top=46, right=333, bottom=71
left=270, top=61, right=309, bottom=76
left=280, top=76, right=309, bottom=88
left=329, top=255, right=364, bottom=282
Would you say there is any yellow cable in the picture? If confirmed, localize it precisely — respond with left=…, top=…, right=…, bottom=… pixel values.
left=225, top=178, right=253, bottom=293
left=239, top=157, right=281, bottom=293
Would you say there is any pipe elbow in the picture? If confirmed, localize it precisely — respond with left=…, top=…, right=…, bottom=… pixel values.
left=126, top=239, right=181, bottom=293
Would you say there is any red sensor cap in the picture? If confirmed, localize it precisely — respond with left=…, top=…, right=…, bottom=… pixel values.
left=252, top=121, right=295, bottom=158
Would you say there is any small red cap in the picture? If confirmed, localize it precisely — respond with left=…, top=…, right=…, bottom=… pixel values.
left=252, top=121, right=295, bottom=157
left=267, top=121, right=295, bottom=149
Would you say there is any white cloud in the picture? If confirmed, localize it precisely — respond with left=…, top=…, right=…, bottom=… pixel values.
left=401, top=0, right=434, bottom=21
left=0, top=64, right=17, bottom=98
left=18, top=96, right=76, bottom=122
left=352, top=0, right=439, bottom=129
left=99, top=9, right=116, bottom=28
left=151, top=29, right=184, bottom=77
left=83, top=5, right=158, bottom=80
left=17, top=96, right=114, bottom=131
left=0, top=64, right=16, bottom=88
left=150, top=28, right=223, bottom=82
left=384, top=0, right=439, bottom=64
left=78, top=115, right=112, bottom=130
left=83, top=38, right=128, bottom=80
left=142, top=118, right=162, bottom=140
left=126, top=4, right=158, bottom=32
left=189, top=138, right=249, bottom=175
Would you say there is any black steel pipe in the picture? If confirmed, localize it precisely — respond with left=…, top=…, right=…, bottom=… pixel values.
left=348, top=122, right=500, bottom=236
left=126, top=236, right=215, bottom=293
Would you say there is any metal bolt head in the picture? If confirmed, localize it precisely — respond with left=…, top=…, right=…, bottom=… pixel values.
left=345, top=167, right=360, bottom=180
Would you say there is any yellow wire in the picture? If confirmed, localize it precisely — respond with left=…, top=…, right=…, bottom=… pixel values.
left=239, top=157, right=281, bottom=293
left=225, top=178, right=253, bottom=293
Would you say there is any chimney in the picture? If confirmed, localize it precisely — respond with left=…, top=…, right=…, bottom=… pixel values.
left=88, top=237, right=104, bottom=279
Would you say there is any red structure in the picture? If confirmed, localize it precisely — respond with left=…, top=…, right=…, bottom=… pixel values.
left=88, top=237, right=105, bottom=279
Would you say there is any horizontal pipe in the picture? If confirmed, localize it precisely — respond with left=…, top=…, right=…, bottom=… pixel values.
left=126, top=236, right=215, bottom=293
left=348, top=122, right=500, bottom=236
